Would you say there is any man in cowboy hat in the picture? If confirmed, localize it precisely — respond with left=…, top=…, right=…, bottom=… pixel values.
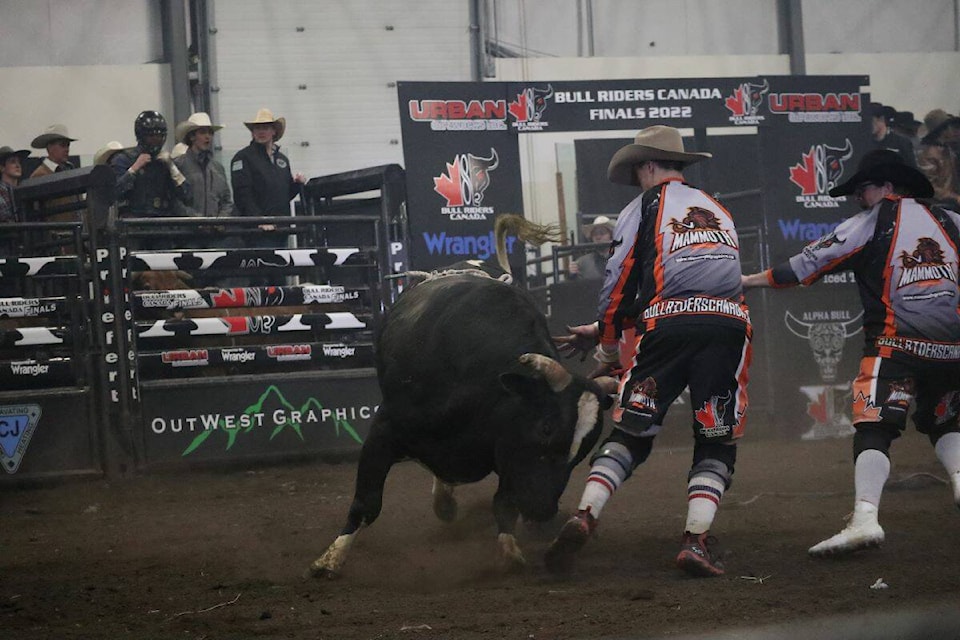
left=0, top=146, right=30, bottom=224
left=568, top=215, right=615, bottom=280
left=743, top=150, right=960, bottom=558
left=546, top=125, right=752, bottom=578
left=29, top=123, right=77, bottom=178
left=174, top=112, right=234, bottom=218
left=230, top=108, right=305, bottom=228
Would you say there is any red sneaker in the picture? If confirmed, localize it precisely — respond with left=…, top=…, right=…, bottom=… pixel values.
left=676, top=531, right=725, bottom=577
left=544, top=509, right=597, bottom=574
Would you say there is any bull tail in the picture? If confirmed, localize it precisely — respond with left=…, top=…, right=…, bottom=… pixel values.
left=494, top=213, right=562, bottom=275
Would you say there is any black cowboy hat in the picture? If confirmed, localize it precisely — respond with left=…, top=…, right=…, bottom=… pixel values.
left=828, top=149, right=934, bottom=198
left=0, top=146, right=30, bottom=164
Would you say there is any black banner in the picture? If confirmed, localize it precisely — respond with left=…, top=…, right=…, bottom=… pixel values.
left=0, top=297, right=68, bottom=318
left=133, top=284, right=367, bottom=312
left=0, top=358, right=76, bottom=390
left=139, top=341, right=375, bottom=375
left=141, top=373, right=380, bottom=464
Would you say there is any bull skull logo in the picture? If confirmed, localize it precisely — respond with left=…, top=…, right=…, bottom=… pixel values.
left=785, top=310, right=863, bottom=382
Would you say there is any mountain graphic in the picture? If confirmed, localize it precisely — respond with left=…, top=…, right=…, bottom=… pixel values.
left=182, top=385, right=365, bottom=456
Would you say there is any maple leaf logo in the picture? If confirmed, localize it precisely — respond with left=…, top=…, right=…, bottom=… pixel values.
left=724, top=86, right=746, bottom=117
left=508, top=91, right=529, bottom=122
left=807, top=390, right=828, bottom=424
left=695, top=402, right=718, bottom=429
left=789, top=147, right=818, bottom=196
left=433, top=159, right=464, bottom=207
left=212, top=288, right=245, bottom=308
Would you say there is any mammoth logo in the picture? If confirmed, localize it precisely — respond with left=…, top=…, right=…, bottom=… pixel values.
left=789, top=139, right=854, bottom=197
left=627, top=376, right=659, bottom=412
left=725, top=79, right=769, bottom=120
left=509, top=84, right=554, bottom=124
left=433, top=148, right=499, bottom=208
left=785, top=310, right=863, bottom=382
left=668, top=207, right=737, bottom=252
left=802, top=230, right=846, bottom=260
left=898, top=237, right=956, bottom=287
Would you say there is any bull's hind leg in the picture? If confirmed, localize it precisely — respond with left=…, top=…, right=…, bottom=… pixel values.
left=432, top=477, right=458, bottom=522
left=309, top=420, right=398, bottom=579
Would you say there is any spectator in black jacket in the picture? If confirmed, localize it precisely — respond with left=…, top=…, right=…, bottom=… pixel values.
left=230, top=108, right=305, bottom=240
left=870, top=103, right=916, bottom=168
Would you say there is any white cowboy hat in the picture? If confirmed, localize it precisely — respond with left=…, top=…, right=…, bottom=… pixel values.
left=582, top=215, right=615, bottom=237
left=244, top=108, right=286, bottom=141
left=93, top=141, right=126, bottom=166
left=175, top=112, right=224, bottom=144
left=31, top=123, right=78, bottom=149
left=608, top=125, right=712, bottom=186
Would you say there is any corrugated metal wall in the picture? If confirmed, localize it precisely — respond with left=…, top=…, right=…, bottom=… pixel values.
left=210, top=0, right=472, bottom=180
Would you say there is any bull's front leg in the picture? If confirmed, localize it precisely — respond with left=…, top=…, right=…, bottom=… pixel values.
left=308, top=422, right=398, bottom=579
left=492, top=485, right=525, bottom=572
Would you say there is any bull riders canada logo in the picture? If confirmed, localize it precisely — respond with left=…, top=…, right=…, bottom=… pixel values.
left=433, top=149, right=499, bottom=221
left=668, top=207, right=737, bottom=252
left=789, top=139, right=853, bottom=208
left=898, top=238, right=957, bottom=288
left=509, top=84, right=553, bottom=132
left=724, top=78, right=769, bottom=125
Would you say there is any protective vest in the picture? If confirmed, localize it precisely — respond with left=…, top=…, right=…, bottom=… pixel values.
left=597, top=179, right=750, bottom=343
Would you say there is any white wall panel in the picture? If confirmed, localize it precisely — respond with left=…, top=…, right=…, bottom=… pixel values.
left=211, top=0, right=472, bottom=181
left=0, top=0, right=162, bottom=66
left=803, top=0, right=955, bottom=53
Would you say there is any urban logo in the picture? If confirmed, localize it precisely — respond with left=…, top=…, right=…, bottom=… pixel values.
left=408, top=98, right=508, bottom=131
left=433, top=149, right=499, bottom=220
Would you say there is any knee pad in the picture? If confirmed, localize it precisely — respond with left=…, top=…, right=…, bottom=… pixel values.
left=690, top=442, right=736, bottom=489
left=591, top=429, right=654, bottom=476
left=854, top=425, right=897, bottom=460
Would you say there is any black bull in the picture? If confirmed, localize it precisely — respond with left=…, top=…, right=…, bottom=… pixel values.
left=309, top=274, right=614, bottom=577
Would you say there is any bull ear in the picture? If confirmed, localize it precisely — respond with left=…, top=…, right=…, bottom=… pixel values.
left=499, top=370, right=548, bottom=401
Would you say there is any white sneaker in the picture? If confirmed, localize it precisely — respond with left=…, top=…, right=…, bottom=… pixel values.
left=809, top=506, right=884, bottom=557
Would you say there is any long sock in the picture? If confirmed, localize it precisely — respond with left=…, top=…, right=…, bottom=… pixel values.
left=578, top=458, right=632, bottom=519
left=684, top=475, right=725, bottom=534
left=853, top=449, right=890, bottom=509
left=934, top=431, right=960, bottom=503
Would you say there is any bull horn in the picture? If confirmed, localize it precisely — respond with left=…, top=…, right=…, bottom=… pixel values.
left=842, top=311, right=864, bottom=337
left=784, top=310, right=812, bottom=339
left=518, top=353, right=572, bottom=392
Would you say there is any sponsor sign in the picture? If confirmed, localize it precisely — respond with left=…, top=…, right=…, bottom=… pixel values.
left=0, top=404, right=41, bottom=473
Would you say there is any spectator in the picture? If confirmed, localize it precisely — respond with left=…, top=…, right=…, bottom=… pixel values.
left=870, top=103, right=916, bottom=168
left=92, top=141, right=126, bottom=167
left=174, top=112, right=233, bottom=219
left=918, top=140, right=960, bottom=209
left=742, top=150, right=960, bottom=558
left=545, top=126, right=752, bottom=578
left=230, top=108, right=305, bottom=240
left=891, top=110, right=922, bottom=154
left=110, top=110, right=191, bottom=219
left=569, top=215, right=614, bottom=280
left=0, top=146, right=29, bottom=223
left=29, top=124, right=77, bottom=177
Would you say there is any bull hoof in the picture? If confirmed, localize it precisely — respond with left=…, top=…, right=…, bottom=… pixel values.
left=305, top=565, right=341, bottom=580
left=497, top=533, right=527, bottom=573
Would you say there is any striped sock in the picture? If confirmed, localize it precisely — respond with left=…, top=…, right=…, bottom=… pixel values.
left=684, top=475, right=725, bottom=534
left=578, top=462, right=628, bottom=519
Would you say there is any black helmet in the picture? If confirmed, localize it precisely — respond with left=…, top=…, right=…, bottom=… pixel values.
left=134, top=110, right=167, bottom=155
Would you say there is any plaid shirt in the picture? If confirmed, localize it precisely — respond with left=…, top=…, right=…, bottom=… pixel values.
left=0, top=181, right=16, bottom=223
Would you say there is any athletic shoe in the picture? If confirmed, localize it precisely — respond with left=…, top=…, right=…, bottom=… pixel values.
left=676, top=531, right=725, bottom=577
left=808, top=520, right=884, bottom=557
left=544, top=509, right=597, bottom=574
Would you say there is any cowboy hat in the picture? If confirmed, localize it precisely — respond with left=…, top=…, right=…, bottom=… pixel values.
left=31, top=124, right=77, bottom=149
left=921, top=109, right=960, bottom=145
left=0, top=146, right=30, bottom=164
left=93, top=141, right=126, bottom=166
left=608, top=125, right=712, bottom=186
left=175, top=112, right=224, bottom=144
left=244, top=108, right=285, bottom=141
left=828, top=149, right=934, bottom=198
left=582, top=215, right=615, bottom=238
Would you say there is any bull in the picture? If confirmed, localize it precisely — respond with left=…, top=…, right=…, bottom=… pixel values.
left=309, top=216, right=615, bottom=578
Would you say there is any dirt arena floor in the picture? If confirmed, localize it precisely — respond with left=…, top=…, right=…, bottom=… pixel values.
left=2, top=428, right=960, bottom=640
